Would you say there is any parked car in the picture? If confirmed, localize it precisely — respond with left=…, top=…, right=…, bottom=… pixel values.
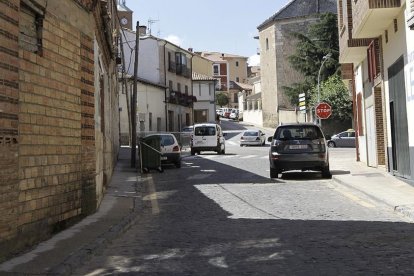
left=327, top=129, right=355, bottom=148
left=240, top=130, right=266, bottom=146
left=191, top=123, right=226, bottom=155
left=219, top=107, right=233, bottom=118
left=182, top=125, right=194, bottom=133
left=268, top=123, right=331, bottom=179
left=143, top=133, right=181, bottom=168
left=229, top=109, right=239, bottom=120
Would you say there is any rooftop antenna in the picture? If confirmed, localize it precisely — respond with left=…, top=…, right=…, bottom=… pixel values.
left=147, top=18, right=159, bottom=35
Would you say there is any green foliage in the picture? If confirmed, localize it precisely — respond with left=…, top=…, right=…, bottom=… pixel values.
left=310, top=75, right=353, bottom=120
left=285, top=13, right=342, bottom=106
left=216, top=92, right=229, bottom=107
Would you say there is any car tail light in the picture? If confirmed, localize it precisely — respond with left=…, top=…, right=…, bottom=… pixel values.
left=173, top=146, right=180, bottom=152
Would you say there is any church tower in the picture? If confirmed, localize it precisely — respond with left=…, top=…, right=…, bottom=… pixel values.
left=117, top=0, right=133, bottom=30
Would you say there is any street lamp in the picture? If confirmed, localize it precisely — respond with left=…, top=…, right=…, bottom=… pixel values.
left=316, top=53, right=332, bottom=125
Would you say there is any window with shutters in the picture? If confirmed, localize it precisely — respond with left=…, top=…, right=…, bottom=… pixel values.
left=367, top=40, right=380, bottom=82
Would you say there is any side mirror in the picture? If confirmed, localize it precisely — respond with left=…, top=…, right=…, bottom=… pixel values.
left=267, top=137, right=273, bottom=142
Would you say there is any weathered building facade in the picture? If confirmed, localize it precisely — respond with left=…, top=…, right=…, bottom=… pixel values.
left=199, top=52, right=248, bottom=109
left=0, top=0, right=120, bottom=260
left=257, top=0, right=337, bottom=128
left=338, top=0, right=414, bottom=182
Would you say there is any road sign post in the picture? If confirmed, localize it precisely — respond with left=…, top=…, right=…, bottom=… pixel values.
left=315, top=102, right=332, bottom=120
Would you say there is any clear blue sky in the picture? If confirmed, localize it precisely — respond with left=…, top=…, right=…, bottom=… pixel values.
left=125, top=0, right=287, bottom=65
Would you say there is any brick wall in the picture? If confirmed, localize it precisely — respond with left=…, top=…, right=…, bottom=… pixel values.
left=374, top=87, right=386, bottom=165
left=0, top=0, right=22, bottom=256
left=0, top=0, right=98, bottom=261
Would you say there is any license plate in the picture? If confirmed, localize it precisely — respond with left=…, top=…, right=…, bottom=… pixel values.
left=289, top=145, right=307, bottom=149
left=161, top=156, right=167, bottom=160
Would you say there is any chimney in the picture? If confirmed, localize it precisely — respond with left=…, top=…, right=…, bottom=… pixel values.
left=139, top=25, right=147, bottom=35
left=188, top=48, right=193, bottom=52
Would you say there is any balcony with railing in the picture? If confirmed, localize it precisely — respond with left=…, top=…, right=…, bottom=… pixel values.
left=338, top=0, right=376, bottom=64
left=352, top=0, right=402, bottom=38
left=168, top=91, right=197, bottom=107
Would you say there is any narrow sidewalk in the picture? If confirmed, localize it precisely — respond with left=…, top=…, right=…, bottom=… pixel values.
left=0, top=147, right=142, bottom=275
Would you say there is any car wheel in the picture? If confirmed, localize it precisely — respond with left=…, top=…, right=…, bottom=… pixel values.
left=270, top=167, right=279, bottom=179
left=191, top=149, right=195, bottom=156
left=327, top=141, right=335, bottom=148
left=222, top=147, right=225, bottom=155
left=322, top=165, right=331, bottom=179
left=175, top=161, right=181, bottom=168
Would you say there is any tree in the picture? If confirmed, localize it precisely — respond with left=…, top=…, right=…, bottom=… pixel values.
left=310, top=75, right=352, bottom=121
left=216, top=92, right=229, bottom=107
left=283, top=13, right=341, bottom=106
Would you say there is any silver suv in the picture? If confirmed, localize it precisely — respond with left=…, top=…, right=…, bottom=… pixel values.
left=268, top=123, right=331, bottom=179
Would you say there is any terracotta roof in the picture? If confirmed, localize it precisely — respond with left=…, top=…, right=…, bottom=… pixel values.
left=257, top=0, right=337, bottom=30
left=232, top=81, right=253, bottom=91
left=192, top=72, right=216, bottom=81
left=247, top=92, right=262, bottom=100
left=199, top=52, right=248, bottom=62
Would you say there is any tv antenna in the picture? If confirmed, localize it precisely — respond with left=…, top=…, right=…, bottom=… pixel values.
left=147, top=18, right=159, bottom=35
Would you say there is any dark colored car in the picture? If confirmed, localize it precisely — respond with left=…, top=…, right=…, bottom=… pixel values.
left=268, top=123, right=331, bottom=179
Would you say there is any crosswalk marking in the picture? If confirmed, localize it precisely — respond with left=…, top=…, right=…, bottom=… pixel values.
left=227, top=141, right=238, bottom=146
left=241, top=155, right=257, bottom=159
left=186, top=154, right=267, bottom=160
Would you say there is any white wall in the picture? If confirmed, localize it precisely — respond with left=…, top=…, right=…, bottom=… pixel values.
left=193, top=82, right=215, bottom=123
left=119, top=82, right=165, bottom=138
left=354, top=65, right=368, bottom=164
left=382, top=10, right=408, bottom=147
left=122, top=31, right=161, bottom=84
left=405, top=8, right=414, bottom=148
left=243, top=110, right=263, bottom=126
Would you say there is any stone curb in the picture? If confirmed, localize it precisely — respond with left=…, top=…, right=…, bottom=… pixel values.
left=49, top=175, right=145, bottom=276
left=332, top=175, right=414, bottom=222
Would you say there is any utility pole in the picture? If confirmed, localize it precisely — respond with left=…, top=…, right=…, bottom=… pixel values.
left=119, top=33, right=131, bottom=146
left=131, top=21, right=139, bottom=168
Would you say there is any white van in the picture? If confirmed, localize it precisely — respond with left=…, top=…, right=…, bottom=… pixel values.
left=191, top=123, right=225, bottom=155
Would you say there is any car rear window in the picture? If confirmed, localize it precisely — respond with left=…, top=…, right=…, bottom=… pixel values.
left=275, top=126, right=323, bottom=140
left=194, top=126, right=216, bottom=136
left=244, top=131, right=258, bottom=136
left=161, top=135, right=175, bottom=146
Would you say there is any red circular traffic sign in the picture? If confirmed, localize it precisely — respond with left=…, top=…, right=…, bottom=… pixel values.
left=315, top=102, right=332, bottom=119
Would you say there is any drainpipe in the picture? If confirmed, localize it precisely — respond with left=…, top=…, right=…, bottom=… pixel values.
left=189, top=54, right=194, bottom=125
left=351, top=69, right=360, bottom=161
left=162, top=40, right=168, bottom=132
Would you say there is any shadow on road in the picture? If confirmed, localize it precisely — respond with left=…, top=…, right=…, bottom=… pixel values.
left=75, top=154, right=414, bottom=275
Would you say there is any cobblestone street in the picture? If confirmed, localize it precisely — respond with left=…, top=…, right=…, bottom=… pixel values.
left=74, top=152, right=414, bottom=275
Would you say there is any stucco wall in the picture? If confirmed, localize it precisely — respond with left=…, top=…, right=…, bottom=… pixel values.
left=193, top=82, right=215, bottom=123
left=405, top=7, right=414, bottom=177
left=259, top=16, right=318, bottom=128
left=193, top=55, right=213, bottom=77
left=259, top=24, right=278, bottom=127
left=382, top=10, right=408, bottom=147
